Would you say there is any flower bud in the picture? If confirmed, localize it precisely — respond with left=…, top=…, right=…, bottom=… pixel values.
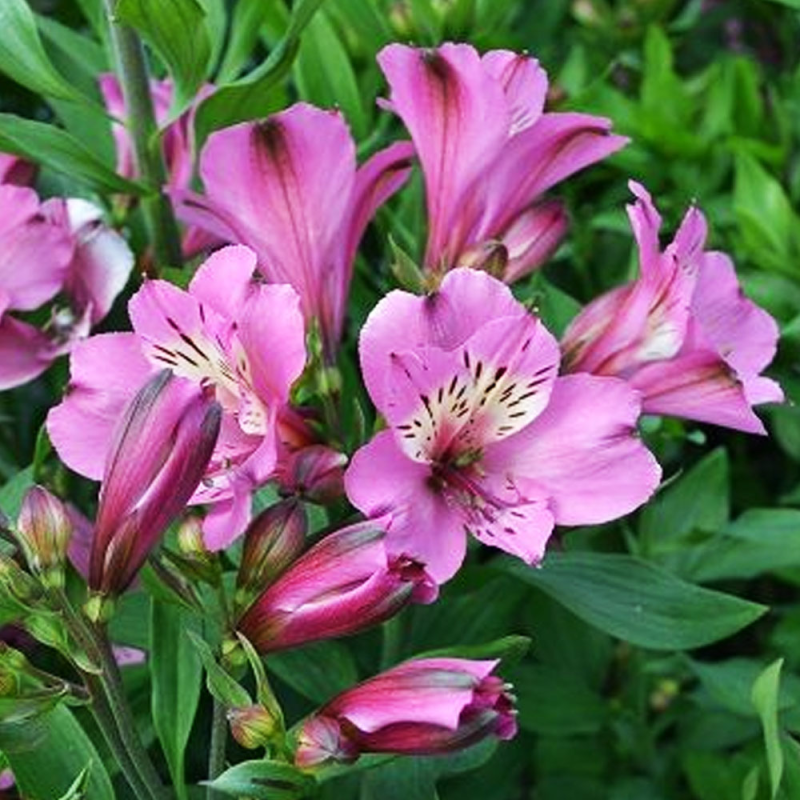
left=457, top=240, right=509, bottom=278
left=177, top=516, right=207, bottom=559
left=16, top=486, right=73, bottom=587
left=227, top=704, right=279, bottom=749
left=277, top=445, right=347, bottom=504
left=90, top=370, right=221, bottom=596
left=236, top=500, right=307, bottom=610
left=237, top=518, right=437, bottom=654
left=295, top=658, right=517, bottom=768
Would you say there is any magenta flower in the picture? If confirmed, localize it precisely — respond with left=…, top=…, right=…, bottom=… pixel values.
left=0, top=185, right=134, bottom=391
left=561, top=182, right=783, bottom=433
left=47, top=245, right=307, bottom=548
left=377, top=43, right=627, bottom=283
left=345, top=268, right=660, bottom=583
left=294, top=658, right=516, bottom=767
left=237, top=518, right=437, bottom=654
left=177, top=103, right=414, bottom=359
left=90, top=370, right=221, bottom=595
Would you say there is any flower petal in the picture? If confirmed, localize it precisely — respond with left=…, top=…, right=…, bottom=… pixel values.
left=481, top=50, right=548, bottom=134
left=47, top=333, right=154, bottom=480
left=345, top=431, right=467, bottom=582
left=0, top=316, right=55, bottom=390
left=188, top=244, right=258, bottom=321
left=485, top=374, right=661, bottom=525
left=378, top=43, right=509, bottom=268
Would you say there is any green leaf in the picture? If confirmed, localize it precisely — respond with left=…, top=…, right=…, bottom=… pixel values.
left=0, top=465, right=34, bottom=520
left=499, top=551, right=767, bottom=650
left=734, top=152, right=799, bottom=276
left=678, top=509, right=800, bottom=582
left=639, top=448, right=729, bottom=552
left=0, top=0, right=96, bottom=104
left=203, top=759, right=317, bottom=799
left=762, top=0, right=800, bottom=8
left=116, top=0, right=212, bottom=113
left=268, top=640, right=357, bottom=703
left=293, top=8, right=367, bottom=138
left=194, top=0, right=326, bottom=146
left=150, top=599, right=203, bottom=800
left=188, top=630, right=252, bottom=707
left=413, top=635, right=531, bottom=666
left=0, top=114, right=146, bottom=195
left=56, top=764, right=92, bottom=800
left=216, top=0, right=274, bottom=83
left=0, top=706, right=114, bottom=800
left=751, top=659, right=784, bottom=798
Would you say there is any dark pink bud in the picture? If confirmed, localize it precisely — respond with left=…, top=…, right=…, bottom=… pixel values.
left=237, top=518, right=437, bottom=653
left=294, top=658, right=517, bottom=768
left=236, top=499, right=307, bottom=608
left=276, top=445, right=347, bottom=504
left=90, top=370, right=221, bottom=595
left=16, top=486, right=73, bottom=585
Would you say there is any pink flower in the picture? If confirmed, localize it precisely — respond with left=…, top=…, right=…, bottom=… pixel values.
left=177, top=103, right=414, bottom=359
left=0, top=186, right=134, bottom=390
left=345, top=268, right=660, bottom=583
left=47, top=245, right=307, bottom=549
left=561, top=182, right=783, bottom=433
left=237, top=518, right=437, bottom=654
left=294, top=658, right=516, bottom=767
left=377, top=43, right=627, bottom=283
left=90, top=370, right=221, bottom=595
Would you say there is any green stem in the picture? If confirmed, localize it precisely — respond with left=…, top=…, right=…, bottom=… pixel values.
left=86, top=674, right=156, bottom=800
left=206, top=698, right=228, bottom=800
left=94, top=630, right=166, bottom=798
left=102, top=0, right=183, bottom=270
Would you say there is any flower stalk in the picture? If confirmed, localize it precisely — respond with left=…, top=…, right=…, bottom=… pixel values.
left=102, top=0, right=183, bottom=270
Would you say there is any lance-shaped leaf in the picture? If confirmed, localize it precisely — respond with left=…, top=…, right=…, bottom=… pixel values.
left=203, top=760, right=317, bottom=799
left=117, top=0, right=212, bottom=114
left=194, top=0, right=326, bottom=145
left=0, top=114, right=146, bottom=195
left=0, top=0, right=97, bottom=105
left=499, top=551, right=766, bottom=650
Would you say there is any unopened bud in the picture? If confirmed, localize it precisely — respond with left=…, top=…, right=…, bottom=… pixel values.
left=457, top=240, right=509, bottom=278
left=227, top=704, right=278, bottom=749
left=236, top=500, right=306, bottom=609
left=0, top=553, right=39, bottom=603
left=16, top=486, right=73, bottom=586
left=178, top=516, right=207, bottom=559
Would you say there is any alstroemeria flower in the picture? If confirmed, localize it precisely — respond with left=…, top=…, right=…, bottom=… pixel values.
left=294, top=658, right=516, bottom=767
left=0, top=183, right=134, bottom=391
left=561, top=182, right=783, bottom=433
left=0, top=184, right=74, bottom=390
left=47, top=245, right=307, bottom=549
left=345, top=268, right=660, bottom=583
left=90, top=370, right=221, bottom=595
left=377, top=43, right=627, bottom=283
left=237, top=518, right=437, bottom=654
left=177, top=102, right=414, bottom=359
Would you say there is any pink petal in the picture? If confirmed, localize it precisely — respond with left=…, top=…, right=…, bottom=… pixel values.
left=480, top=113, right=627, bottom=237
left=692, top=251, right=782, bottom=402
left=188, top=244, right=258, bottom=320
left=481, top=50, right=548, bottom=134
left=626, top=181, right=662, bottom=276
left=378, top=43, right=510, bottom=268
left=45, top=198, right=134, bottom=324
left=235, top=283, right=306, bottom=402
left=199, top=105, right=356, bottom=321
left=360, top=268, right=523, bottom=409
left=632, top=350, right=769, bottom=434
left=47, top=333, right=154, bottom=480
left=345, top=431, right=467, bottom=582
left=201, top=485, right=254, bottom=551
left=330, top=659, right=495, bottom=733
left=0, top=316, right=55, bottom=390
left=384, top=314, right=559, bottom=459
left=498, top=200, right=568, bottom=282
left=485, top=374, right=661, bottom=525
left=0, top=187, right=73, bottom=311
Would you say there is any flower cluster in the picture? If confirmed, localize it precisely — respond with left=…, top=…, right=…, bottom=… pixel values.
left=5, top=38, right=783, bottom=781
